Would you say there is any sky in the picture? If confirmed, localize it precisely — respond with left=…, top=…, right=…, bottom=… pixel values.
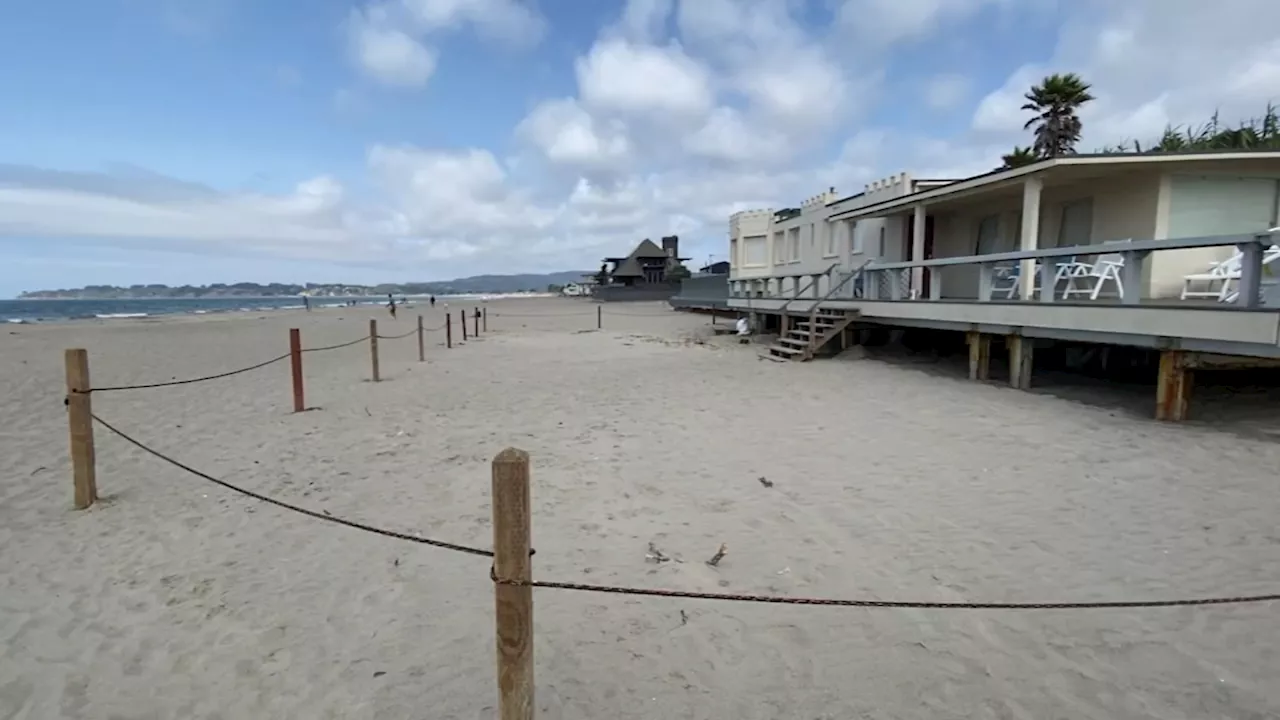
left=1, top=0, right=1278, bottom=297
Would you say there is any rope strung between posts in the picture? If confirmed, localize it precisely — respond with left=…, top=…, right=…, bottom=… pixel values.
left=80, top=352, right=293, bottom=393
left=490, top=574, right=1280, bottom=610
left=80, top=333, right=371, bottom=392
left=90, top=412, right=497, bottom=558
left=377, top=329, right=419, bottom=340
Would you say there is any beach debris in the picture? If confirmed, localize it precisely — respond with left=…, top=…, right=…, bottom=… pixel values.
left=776, top=567, right=790, bottom=575
left=322, top=509, right=332, bottom=516
left=29, top=466, right=47, bottom=476
left=705, top=543, right=728, bottom=567
left=679, top=610, right=688, bottom=626
left=645, top=542, right=671, bottom=563
left=757, top=476, right=773, bottom=488
left=373, top=671, right=386, bottom=678
left=364, top=407, right=372, bottom=417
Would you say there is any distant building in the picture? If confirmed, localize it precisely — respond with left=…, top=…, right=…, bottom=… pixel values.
left=699, top=260, right=731, bottom=275
left=601, top=236, right=691, bottom=286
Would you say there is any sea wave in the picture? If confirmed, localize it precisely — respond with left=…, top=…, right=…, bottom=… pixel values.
left=95, top=313, right=149, bottom=319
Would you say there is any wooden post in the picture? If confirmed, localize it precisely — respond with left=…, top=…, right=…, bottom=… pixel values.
left=966, top=331, right=990, bottom=381
left=369, top=319, right=380, bottom=382
left=596, top=305, right=602, bottom=330
left=461, top=310, right=468, bottom=341
left=492, top=448, right=533, bottom=720
left=446, top=313, right=453, bottom=349
left=289, top=328, right=305, bottom=412
left=417, top=315, right=425, bottom=362
left=1007, top=335, right=1032, bottom=390
left=64, top=348, right=98, bottom=509
left=474, top=307, right=480, bottom=337
left=1156, top=350, right=1193, bottom=421
left=483, top=307, right=488, bottom=332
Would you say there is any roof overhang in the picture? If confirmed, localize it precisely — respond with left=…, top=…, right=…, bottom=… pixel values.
left=830, top=151, right=1280, bottom=222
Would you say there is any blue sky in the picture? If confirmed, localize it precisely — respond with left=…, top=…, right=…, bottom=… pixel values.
left=1, top=0, right=1275, bottom=297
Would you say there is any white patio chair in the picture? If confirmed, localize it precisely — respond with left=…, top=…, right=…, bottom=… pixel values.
left=1181, top=252, right=1244, bottom=301
left=991, top=259, right=1085, bottom=299
left=1221, top=244, right=1280, bottom=303
left=1061, top=253, right=1125, bottom=300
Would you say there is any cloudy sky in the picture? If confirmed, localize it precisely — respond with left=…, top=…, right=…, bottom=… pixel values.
left=1, top=0, right=1277, bottom=296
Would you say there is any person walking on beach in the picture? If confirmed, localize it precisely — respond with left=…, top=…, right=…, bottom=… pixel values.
left=303, top=296, right=310, bottom=312
left=430, top=295, right=436, bottom=308
left=387, top=293, right=397, bottom=319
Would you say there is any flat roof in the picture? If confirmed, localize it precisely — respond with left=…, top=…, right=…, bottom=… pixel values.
left=829, top=150, right=1280, bottom=222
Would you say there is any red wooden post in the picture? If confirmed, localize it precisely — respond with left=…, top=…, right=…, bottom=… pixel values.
left=289, top=328, right=305, bottom=412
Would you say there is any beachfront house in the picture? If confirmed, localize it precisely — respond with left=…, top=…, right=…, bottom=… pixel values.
left=725, top=150, right=1280, bottom=421
left=602, top=236, right=690, bottom=287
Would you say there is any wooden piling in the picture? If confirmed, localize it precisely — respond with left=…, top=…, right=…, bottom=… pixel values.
left=474, top=307, right=480, bottom=337
left=461, top=310, right=468, bottom=342
left=966, top=331, right=990, bottom=381
left=417, top=315, right=425, bottom=362
left=491, top=448, right=534, bottom=720
left=483, top=307, right=488, bottom=332
left=446, top=313, right=453, bottom=349
left=64, top=348, right=98, bottom=509
left=1007, top=335, right=1032, bottom=390
left=1156, top=350, right=1193, bottom=421
left=596, top=305, right=602, bottom=330
left=369, top=319, right=380, bottom=382
left=289, top=328, right=305, bottom=411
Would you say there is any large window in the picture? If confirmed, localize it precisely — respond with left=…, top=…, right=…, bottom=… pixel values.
left=823, top=222, right=838, bottom=256
left=787, top=227, right=800, bottom=261
left=742, top=235, right=766, bottom=265
left=975, top=214, right=1000, bottom=255
left=772, top=231, right=785, bottom=264
left=1056, top=198, right=1093, bottom=247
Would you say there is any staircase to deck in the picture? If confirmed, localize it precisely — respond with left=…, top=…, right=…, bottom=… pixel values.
left=764, top=261, right=869, bottom=362
left=767, top=310, right=859, bottom=361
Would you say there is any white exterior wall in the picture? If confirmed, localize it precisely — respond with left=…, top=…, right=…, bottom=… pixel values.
left=728, top=209, right=773, bottom=280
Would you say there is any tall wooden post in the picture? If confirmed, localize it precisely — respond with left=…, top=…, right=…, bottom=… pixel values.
left=461, top=310, right=468, bottom=342
left=474, top=307, right=480, bottom=337
left=492, top=448, right=533, bottom=720
left=289, top=328, right=305, bottom=412
left=1156, top=350, right=1193, bottom=421
left=369, top=319, right=380, bottom=382
left=596, top=305, right=602, bottom=330
left=483, top=307, right=488, bottom=332
left=446, top=313, right=453, bottom=349
left=64, top=348, right=97, bottom=509
left=417, top=315, right=425, bottom=362
left=1007, top=335, right=1032, bottom=390
left=966, top=331, right=990, bottom=381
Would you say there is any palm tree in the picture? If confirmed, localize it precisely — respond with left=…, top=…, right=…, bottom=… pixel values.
left=1000, top=146, right=1039, bottom=169
left=1021, top=73, right=1095, bottom=158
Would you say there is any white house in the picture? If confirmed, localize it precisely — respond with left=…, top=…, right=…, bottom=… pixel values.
left=730, top=151, right=1280, bottom=302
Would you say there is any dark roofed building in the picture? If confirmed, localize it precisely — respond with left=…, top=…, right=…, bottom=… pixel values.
left=602, top=236, right=691, bottom=287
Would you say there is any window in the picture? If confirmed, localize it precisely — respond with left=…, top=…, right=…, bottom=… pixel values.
left=787, top=227, right=800, bottom=261
left=849, top=221, right=862, bottom=254
left=772, top=231, right=785, bottom=264
left=975, top=214, right=1000, bottom=255
left=1057, top=199, right=1093, bottom=247
left=878, top=226, right=886, bottom=257
left=742, top=235, right=766, bottom=265
left=823, top=222, right=838, bottom=257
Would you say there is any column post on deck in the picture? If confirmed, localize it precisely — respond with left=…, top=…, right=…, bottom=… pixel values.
left=911, top=204, right=927, bottom=298
left=1007, top=334, right=1032, bottom=390
left=1156, top=350, right=1193, bottom=421
left=64, top=348, right=98, bottom=509
left=1018, top=177, right=1043, bottom=301
left=966, top=331, right=990, bottom=381
left=491, top=448, right=534, bottom=720
left=1236, top=240, right=1264, bottom=309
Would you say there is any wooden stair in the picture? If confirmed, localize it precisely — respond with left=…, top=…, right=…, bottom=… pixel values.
left=766, top=310, right=858, bottom=361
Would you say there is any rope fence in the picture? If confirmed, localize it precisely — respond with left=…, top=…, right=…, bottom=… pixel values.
left=60, top=300, right=1278, bottom=718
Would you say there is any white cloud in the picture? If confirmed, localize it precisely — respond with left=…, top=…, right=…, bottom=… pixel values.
left=400, top=0, right=545, bottom=45
left=515, top=98, right=632, bottom=174
left=575, top=38, right=714, bottom=119
left=347, top=8, right=437, bottom=87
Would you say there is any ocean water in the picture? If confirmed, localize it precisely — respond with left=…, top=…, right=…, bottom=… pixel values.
left=2, top=297, right=388, bottom=324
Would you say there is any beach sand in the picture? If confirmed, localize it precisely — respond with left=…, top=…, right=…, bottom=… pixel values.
left=2, top=297, right=1279, bottom=719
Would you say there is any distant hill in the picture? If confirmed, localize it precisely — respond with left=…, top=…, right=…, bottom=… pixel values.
left=16, top=271, right=592, bottom=299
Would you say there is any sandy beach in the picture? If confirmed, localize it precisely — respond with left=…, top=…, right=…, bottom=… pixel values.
left=2, top=296, right=1279, bottom=719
